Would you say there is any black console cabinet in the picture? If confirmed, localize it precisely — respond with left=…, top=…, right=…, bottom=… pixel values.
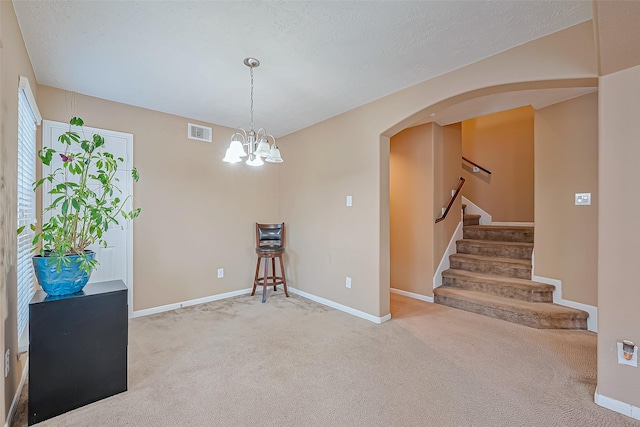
left=28, top=280, right=128, bottom=425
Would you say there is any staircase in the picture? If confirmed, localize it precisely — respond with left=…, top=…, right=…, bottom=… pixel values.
left=434, top=214, right=588, bottom=329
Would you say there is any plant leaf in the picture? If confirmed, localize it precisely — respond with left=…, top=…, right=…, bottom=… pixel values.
left=70, top=117, right=84, bottom=127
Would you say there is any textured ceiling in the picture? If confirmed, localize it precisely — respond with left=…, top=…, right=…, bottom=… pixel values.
left=13, top=1, right=592, bottom=137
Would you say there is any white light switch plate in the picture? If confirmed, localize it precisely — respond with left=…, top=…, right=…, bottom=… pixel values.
left=217, top=268, right=224, bottom=279
left=346, top=196, right=352, bottom=207
left=575, top=193, right=591, bottom=206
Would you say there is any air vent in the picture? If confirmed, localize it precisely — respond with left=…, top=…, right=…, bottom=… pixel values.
left=188, top=123, right=212, bottom=142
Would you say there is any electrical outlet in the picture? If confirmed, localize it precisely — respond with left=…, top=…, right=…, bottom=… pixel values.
left=4, top=349, right=9, bottom=378
left=217, top=268, right=224, bottom=279
left=345, top=277, right=352, bottom=288
left=618, top=341, right=638, bottom=367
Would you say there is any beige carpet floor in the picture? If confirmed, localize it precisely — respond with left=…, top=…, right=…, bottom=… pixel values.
left=12, top=292, right=640, bottom=426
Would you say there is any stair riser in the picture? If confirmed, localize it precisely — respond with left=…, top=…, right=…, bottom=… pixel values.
left=450, top=258, right=531, bottom=279
left=434, top=295, right=587, bottom=330
left=463, top=218, right=480, bottom=226
left=463, top=228, right=534, bottom=243
left=442, top=276, right=552, bottom=302
left=456, top=241, right=532, bottom=260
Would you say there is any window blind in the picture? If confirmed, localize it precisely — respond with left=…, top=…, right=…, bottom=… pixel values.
left=17, top=88, right=38, bottom=341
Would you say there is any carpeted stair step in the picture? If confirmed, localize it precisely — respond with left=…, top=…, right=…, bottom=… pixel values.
left=433, top=287, right=588, bottom=329
left=456, top=239, right=533, bottom=260
left=463, top=225, right=534, bottom=243
left=463, top=214, right=481, bottom=226
left=449, top=253, right=532, bottom=279
left=442, top=269, right=553, bottom=302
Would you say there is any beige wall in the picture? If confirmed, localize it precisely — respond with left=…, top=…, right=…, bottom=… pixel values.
left=461, top=106, right=534, bottom=222
left=433, top=123, right=462, bottom=269
left=389, top=122, right=462, bottom=298
left=37, top=86, right=280, bottom=311
left=390, top=124, right=434, bottom=296
left=594, top=0, right=640, bottom=76
left=0, top=1, right=39, bottom=420
left=598, top=64, right=640, bottom=408
left=278, top=22, right=597, bottom=318
left=534, top=93, right=598, bottom=306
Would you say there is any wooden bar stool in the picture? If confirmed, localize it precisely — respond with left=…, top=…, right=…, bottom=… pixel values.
left=252, top=223, right=289, bottom=303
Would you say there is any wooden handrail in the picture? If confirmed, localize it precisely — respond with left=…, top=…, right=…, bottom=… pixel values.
left=462, top=157, right=492, bottom=175
left=435, top=177, right=465, bottom=224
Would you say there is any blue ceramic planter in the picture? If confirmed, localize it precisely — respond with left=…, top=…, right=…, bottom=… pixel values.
left=32, top=252, right=95, bottom=296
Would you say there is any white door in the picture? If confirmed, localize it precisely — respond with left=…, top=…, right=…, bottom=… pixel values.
left=42, top=120, right=134, bottom=313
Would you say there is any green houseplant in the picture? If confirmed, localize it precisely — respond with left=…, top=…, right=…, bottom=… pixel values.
left=18, top=117, right=141, bottom=295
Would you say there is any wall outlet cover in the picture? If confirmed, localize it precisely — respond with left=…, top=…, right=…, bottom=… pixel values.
left=617, top=341, right=638, bottom=367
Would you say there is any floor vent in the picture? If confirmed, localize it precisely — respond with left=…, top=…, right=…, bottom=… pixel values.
left=188, top=123, right=212, bottom=142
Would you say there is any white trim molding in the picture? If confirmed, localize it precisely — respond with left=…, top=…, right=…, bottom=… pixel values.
left=18, top=76, right=42, bottom=124
left=433, top=220, right=463, bottom=288
left=490, top=221, right=535, bottom=226
left=130, top=286, right=394, bottom=325
left=5, top=357, right=28, bottom=427
left=390, top=287, right=434, bottom=303
left=130, top=288, right=253, bottom=318
left=288, top=287, right=391, bottom=323
left=595, top=388, right=640, bottom=420
left=532, top=274, right=598, bottom=332
left=462, top=196, right=491, bottom=224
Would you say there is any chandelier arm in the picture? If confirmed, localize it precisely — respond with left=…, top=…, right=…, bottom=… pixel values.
left=234, top=128, right=248, bottom=140
left=266, top=134, right=276, bottom=147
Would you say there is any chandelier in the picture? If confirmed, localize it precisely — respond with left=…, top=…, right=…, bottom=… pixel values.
left=223, top=58, right=283, bottom=166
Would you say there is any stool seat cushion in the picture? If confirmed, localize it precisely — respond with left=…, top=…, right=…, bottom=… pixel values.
left=253, top=222, right=288, bottom=303
left=256, top=245, right=284, bottom=253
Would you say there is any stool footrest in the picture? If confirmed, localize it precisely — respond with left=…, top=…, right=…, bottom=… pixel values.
left=254, top=277, right=284, bottom=286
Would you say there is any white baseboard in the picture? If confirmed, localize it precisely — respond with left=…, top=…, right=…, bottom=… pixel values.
left=288, top=287, right=391, bottom=324
left=5, top=357, right=28, bottom=427
left=433, top=221, right=463, bottom=288
left=532, top=274, right=598, bottom=332
left=390, top=287, right=434, bottom=303
left=129, top=286, right=392, bottom=325
left=130, top=288, right=253, bottom=318
left=462, top=196, right=492, bottom=224
left=490, top=221, right=535, bottom=226
left=595, top=388, right=640, bottom=420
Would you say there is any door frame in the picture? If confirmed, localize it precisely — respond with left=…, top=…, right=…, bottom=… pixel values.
left=41, top=120, right=135, bottom=315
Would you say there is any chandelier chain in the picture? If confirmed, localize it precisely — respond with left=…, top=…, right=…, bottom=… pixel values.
left=250, top=66, right=255, bottom=131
